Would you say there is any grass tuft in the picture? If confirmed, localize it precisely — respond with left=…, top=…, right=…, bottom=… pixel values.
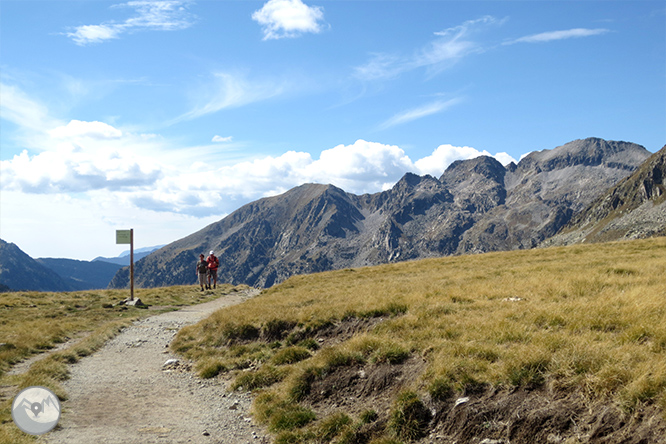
left=388, top=391, right=432, bottom=441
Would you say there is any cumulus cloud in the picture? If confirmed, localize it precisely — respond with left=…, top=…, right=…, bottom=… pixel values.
left=1, top=147, right=162, bottom=194
left=118, top=139, right=517, bottom=216
left=1, top=119, right=161, bottom=193
left=504, top=28, right=610, bottom=45
left=1, top=127, right=519, bottom=216
left=50, top=120, right=123, bottom=139
left=414, top=144, right=517, bottom=177
left=65, top=0, right=195, bottom=45
left=252, top=0, right=326, bottom=40
left=305, top=140, right=414, bottom=193
left=0, top=84, right=520, bottom=219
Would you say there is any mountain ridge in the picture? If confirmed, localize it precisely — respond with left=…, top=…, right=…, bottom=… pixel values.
left=109, top=137, right=652, bottom=289
left=544, top=144, right=666, bottom=245
left=0, top=240, right=72, bottom=292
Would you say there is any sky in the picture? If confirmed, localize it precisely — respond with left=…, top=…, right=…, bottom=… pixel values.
left=1, top=0, right=664, bottom=261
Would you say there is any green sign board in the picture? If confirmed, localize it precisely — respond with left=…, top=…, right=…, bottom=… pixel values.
left=116, top=230, right=132, bottom=244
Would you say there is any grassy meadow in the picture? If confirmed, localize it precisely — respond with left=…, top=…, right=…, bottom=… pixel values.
left=0, top=284, right=245, bottom=444
left=172, top=238, right=666, bottom=443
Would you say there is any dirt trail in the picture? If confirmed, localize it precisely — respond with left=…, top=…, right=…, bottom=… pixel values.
left=40, top=288, right=270, bottom=444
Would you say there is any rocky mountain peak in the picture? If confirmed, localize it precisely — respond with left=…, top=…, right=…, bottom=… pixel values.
left=107, top=138, right=653, bottom=290
left=545, top=145, right=666, bottom=245
left=519, top=137, right=650, bottom=173
left=440, top=155, right=506, bottom=186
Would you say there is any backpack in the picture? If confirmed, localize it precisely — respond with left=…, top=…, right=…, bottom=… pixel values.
left=208, top=255, right=219, bottom=269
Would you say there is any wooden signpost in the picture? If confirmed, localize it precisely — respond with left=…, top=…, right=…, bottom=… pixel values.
left=116, top=229, right=134, bottom=301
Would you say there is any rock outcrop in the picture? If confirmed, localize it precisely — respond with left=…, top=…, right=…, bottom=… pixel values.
left=544, top=144, right=666, bottom=246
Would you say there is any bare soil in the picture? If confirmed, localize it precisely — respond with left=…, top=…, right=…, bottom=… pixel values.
left=39, top=288, right=270, bottom=444
left=419, top=386, right=666, bottom=444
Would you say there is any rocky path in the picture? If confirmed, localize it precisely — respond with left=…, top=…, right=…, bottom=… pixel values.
left=41, top=288, right=270, bottom=444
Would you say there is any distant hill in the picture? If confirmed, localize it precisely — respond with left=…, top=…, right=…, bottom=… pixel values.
left=36, top=258, right=122, bottom=290
left=544, top=144, right=666, bottom=246
left=0, top=241, right=162, bottom=292
left=93, top=245, right=165, bottom=266
left=110, top=138, right=650, bottom=289
left=0, top=240, right=72, bottom=292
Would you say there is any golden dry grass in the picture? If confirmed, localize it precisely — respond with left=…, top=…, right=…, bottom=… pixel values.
left=172, top=237, right=666, bottom=442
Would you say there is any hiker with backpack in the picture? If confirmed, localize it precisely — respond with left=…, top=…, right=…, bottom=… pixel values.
left=206, top=250, right=219, bottom=290
left=196, top=254, right=208, bottom=291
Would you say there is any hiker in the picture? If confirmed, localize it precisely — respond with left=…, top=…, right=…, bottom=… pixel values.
left=206, top=250, right=219, bottom=290
left=196, top=254, right=207, bottom=291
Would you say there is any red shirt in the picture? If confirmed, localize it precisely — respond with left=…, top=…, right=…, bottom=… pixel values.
left=207, top=255, right=219, bottom=270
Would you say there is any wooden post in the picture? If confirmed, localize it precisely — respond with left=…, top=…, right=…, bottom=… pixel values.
left=116, top=229, right=134, bottom=301
left=130, top=228, right=134, bottom=301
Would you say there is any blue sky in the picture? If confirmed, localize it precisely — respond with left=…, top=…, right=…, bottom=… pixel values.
left=1, top=0, right=664, bottom=260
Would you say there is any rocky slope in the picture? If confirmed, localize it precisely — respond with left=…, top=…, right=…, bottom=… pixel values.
left=544, top=144, right=666, bottom=246
left=110, top=138, right=651, bottom=289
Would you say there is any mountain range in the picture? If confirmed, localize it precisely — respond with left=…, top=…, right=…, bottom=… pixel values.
left=108, top=137, right=657, bottom=289
left=92, top=245, right=166, bottom=266
left=4, top=137, right=661, bottom=293
left=0, top=243, right=161, bottom=292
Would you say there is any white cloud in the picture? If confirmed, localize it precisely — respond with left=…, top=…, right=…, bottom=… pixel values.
left=354, top=16, right=501, bottom=81
left=494, top=152, right=518, bottom=166
left=2, top=127, right=519, bottom=215
left=173, top=72, right=286, bottom=123
left=305, top=140, right=414, bottom=193
left=67, top=24, right=121, bottom=45
left=0, top=81, right=525, bottom=259
left=0, top=189, right=222, bottom=260
left=378, top=98, right=462, bottom=130
left=1, top=119, right=162, bottom=193
left=1, top=147, right=162, bottom=194
left=65, top=0, right=195, bottom=45
left=414, top=144, right=517, bottom=177
left=212, top=135, right=233, bottom=143
left=504, top=28, right=610, bottom=45
left=0, top=82, right=60, bottom=132
left=50, top=120, right=123, bottom=139
left=252, top=0, right=326, bottom=40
